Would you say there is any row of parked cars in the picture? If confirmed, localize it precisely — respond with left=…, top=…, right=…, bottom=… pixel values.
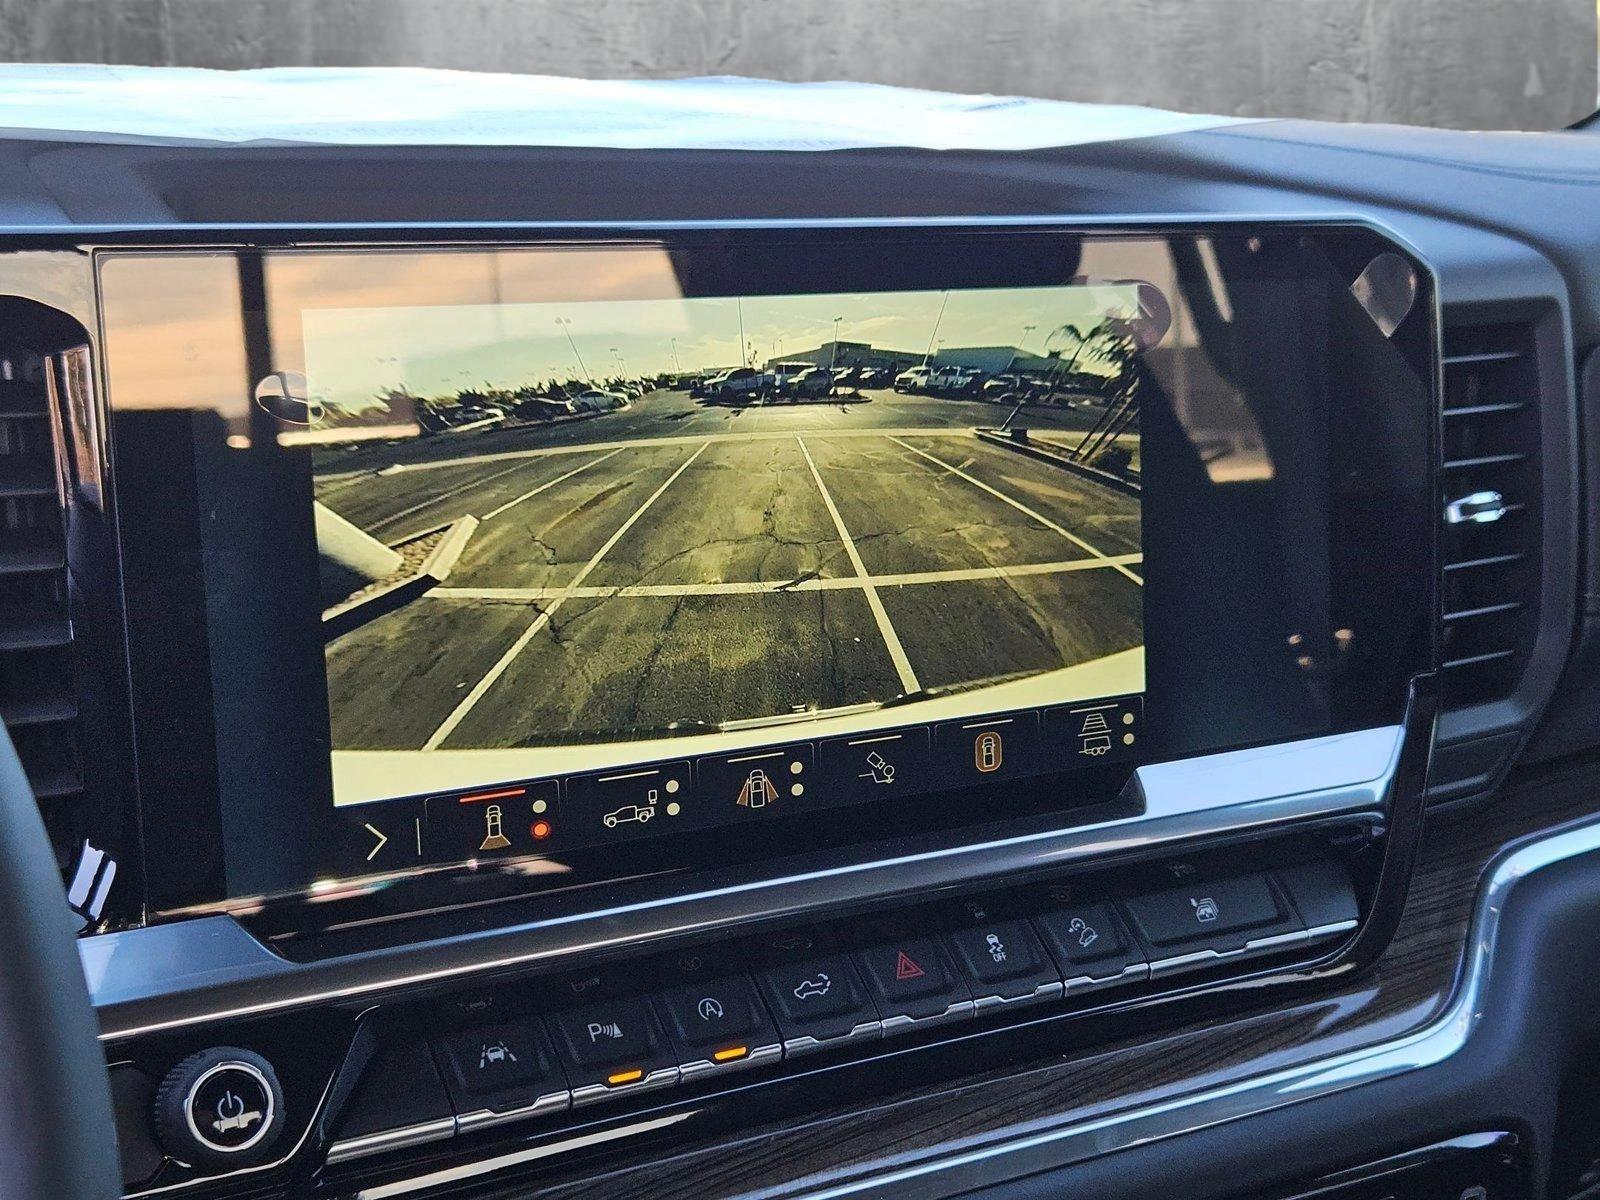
left=690, top=362, right=842, bottom=403
left=418, top=382, right=646, bottom=434
left=893, top=365, right=1081, bottom=404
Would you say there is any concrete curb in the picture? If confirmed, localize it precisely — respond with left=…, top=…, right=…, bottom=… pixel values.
left=322, top=514, right=479, bottom=641
left=974, top=428, right=1141, bottom=497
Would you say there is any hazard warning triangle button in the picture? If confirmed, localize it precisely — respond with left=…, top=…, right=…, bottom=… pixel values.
left=856, top=938, right=962, bottom=1013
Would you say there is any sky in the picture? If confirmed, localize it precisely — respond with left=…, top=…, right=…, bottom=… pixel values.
left=300, top=283, right=1140, bottom=416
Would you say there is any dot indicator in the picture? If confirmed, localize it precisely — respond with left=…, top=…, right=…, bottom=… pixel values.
left=1122, top=713, right=1135, bottom=725
left=666, top=801, right=681, bottom=816
left=665, top=779, right=680, bottom=794
left=790, top=783, right=804, bottom=797
left=1122, top=733, right=1136, bottom=745
left=789, top=760, right=804, bottom=775
left=531, top=799, right=548, bottom=814
left=531, top=820, right=552, bottom=840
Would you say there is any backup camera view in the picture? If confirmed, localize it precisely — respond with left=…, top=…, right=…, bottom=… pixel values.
left=310, top=284, right=1149, bottom=804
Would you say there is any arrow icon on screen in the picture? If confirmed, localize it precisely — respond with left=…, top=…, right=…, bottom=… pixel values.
left=364, top=823, right=388, bottom=861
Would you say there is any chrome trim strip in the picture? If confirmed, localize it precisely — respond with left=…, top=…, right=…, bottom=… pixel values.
left=777, top=814, right=1600, bottom=1200
left=82, top=725, right=1403, bottom=1041
left=783, top=1020, right=885, bottom=1058
left=1063, top=960, right=1150, bottom=994
left=881, top=1000, right=976, bottom=1037
left=570, top=1066, right=680, bottom=1108
left=454, top=1090, right=570, bottom=1135
left=326, top=1117, right=457, bottom=1166
left=678, top=1042, right=784, bottom=1082
left=971, top=980, right=1064, bottom=1014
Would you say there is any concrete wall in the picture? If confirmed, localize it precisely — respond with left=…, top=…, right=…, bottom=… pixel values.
left=0, top=0, right=1593, bottom=131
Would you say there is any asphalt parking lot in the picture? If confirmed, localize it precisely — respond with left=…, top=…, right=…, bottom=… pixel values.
left=318, top=388, right=1142, bottom=752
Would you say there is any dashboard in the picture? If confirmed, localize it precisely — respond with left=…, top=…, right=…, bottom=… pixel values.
left=3, top=97, right=1600, bottom=1200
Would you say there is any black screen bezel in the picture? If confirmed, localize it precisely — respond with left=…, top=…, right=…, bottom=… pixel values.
left=94, top=218, right=1438, bottom=933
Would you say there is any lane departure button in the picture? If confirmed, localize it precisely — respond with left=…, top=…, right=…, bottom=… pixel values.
left=436, top=1018, right=566, bottom=1114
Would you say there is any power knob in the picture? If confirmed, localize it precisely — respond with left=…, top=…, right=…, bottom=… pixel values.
left=153, top=1047, right=285, bottom=1170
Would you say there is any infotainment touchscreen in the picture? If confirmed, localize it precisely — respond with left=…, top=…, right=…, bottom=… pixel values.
left=98, top=226, right=1436, bottom=909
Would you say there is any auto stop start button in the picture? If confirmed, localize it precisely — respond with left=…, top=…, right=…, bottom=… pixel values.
left=154, top=1046, right=285, bottom=1169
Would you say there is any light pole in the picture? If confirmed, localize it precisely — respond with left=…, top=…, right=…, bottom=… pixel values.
left=922, top=291, right=949, bottom=365
left=829, top=316, right=843, bottom=371
left=671, top=337, right=682, bottom=374
left=737, top=297, right=748, bottom=367
left=556, top=318, right=590, bottom=383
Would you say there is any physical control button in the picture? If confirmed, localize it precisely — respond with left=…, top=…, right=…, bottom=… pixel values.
left=329, top=1038, right=455, bottom=1161
left=545, top=997, right=677, bottom=1099
left=1120, top=873, right=1287, bottom=954
left=1273, top=862, right=1359, bottom=931
left=1034, top=901, right=1146, bottom=988
left=435, top=1018, right=567, bottom=1112
left=945, top=918, right=1062, bottom=1007
left=754, top=955, right=880, bottom=1052
left=854, top=937, right=972, bottom=1029
left=153, top=1047, right=285, bottom=1169
left=655, top=976, right=780, bottom=1071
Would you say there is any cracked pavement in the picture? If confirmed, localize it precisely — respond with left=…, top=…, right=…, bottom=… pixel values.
left=318, top=388, right=1143, bottom=751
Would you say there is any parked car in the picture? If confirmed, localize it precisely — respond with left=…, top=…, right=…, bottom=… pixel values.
left=894, top=365, right=933, bottom=392
left=446, top=405, right=507, bottom=431
left=788, top=367, right=833, bottom=399
left=705, top=367, right=765, bottom=402
left=513, top=396, right=577, bottom=419
left=572, top=388, right=629, bottom=412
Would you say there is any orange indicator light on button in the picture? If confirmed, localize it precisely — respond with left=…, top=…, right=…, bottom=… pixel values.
left=607, top=1068, right=644, bottom=1086
left=712, top=1046, right=749, bottom=1063
left=531, top=820, right=552, bottom=840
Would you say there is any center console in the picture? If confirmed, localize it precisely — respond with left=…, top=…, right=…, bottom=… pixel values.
left=14, top=218, right=1438, bottom=1196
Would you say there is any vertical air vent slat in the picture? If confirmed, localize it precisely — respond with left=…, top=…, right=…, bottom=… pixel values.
left=1438, top=321, right=1540, bottom=710
left=0, top=347, right=82, bottom=875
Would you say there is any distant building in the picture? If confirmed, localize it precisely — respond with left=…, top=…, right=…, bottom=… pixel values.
left=929, top=345, right=1058, bottom=374
left=763, top=340, right=920, bottom=372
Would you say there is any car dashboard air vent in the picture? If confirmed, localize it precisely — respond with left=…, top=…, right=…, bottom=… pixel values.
left=0, top=350, right=83, bottom=864
left=1438, top=321, right=1541, bottom=711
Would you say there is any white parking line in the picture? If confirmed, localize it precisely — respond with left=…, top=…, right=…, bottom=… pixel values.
left=795, top=435, right=921, bottom=695
left=480, top=446, right=627, bottom=521
left=421, top=441, right=711, bottom=751
left=324, top=426, right=973, bottom=479
left=425, top=554, right=1144, bottom=601
left=368, top=457, right=532, bottom=533
left=888, top=435, right=1144, bottom=586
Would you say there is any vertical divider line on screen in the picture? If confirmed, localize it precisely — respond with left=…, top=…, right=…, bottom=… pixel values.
left=794, top=434, right=922, bottom=696
left=420, top=440, right=711, bottom=751
left=887, top=435, right=1144, bottom=586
